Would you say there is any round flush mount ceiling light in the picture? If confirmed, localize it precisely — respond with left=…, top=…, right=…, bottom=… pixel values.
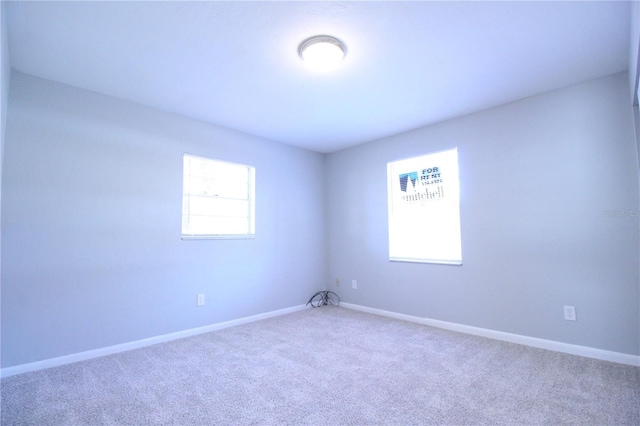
left=298, top=35, right=346, bottom=72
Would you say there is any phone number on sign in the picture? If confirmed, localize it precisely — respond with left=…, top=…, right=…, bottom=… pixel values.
left=604, top=210, right=640, bottom=217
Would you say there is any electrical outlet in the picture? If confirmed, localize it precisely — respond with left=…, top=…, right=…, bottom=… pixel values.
left=352, top=279, right=357, bottom=289
left=335, top=278, right=340, bottom=286
left=564, top=305, right=576, bottom=321
left=197, top=294, right=205, bottom=306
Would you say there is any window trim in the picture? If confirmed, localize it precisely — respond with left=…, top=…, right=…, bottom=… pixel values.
left=181, top=153, right=256, bottom=240
left=386, top=148, right=462, bottom=265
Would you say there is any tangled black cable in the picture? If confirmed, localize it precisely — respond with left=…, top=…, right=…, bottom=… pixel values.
left=306, top=290, right=340, bottom=308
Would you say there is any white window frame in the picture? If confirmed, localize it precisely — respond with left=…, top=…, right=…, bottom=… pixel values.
left=387, top=148, right=462, bottom=265
left=182, top=154, right=255, bottom=240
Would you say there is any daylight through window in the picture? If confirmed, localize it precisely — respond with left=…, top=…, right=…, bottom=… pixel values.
left=182, top=154, right=255, bottom=239
left=387, top=148, right=462, bottom=264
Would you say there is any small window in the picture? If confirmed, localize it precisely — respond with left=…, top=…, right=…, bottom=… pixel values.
left=182, top=154, right=255, bottom=239
left=387, top=148, right=462, bottom=264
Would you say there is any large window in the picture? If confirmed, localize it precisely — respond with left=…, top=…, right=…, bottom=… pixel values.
left=182, top=154, right=255, bottom=239
left=387, top=148, right=462, bottom=264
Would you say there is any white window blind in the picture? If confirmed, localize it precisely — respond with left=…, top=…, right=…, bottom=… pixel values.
left=182, top=154, right=255, bottom=239
left=387, top=148, right=462, bottom=264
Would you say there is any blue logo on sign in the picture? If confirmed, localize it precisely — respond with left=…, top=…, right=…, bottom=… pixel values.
left=399, top=172, right=419, bottom=192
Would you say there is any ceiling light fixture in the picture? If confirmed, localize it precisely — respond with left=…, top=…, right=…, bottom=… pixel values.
left=298, top=35, right=346, bottom=72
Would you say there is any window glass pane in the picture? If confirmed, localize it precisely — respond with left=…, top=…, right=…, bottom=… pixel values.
left=387, top=148, right=461, bottom=264
left=184, top=196, right=249, bottom=218
left=186, top=157, right=248, bottom=182
left=182, top=154, right=255, bottom=238
left=182, top=216, right=249, bottom=236
left=185, top=176, right=248, bottom=200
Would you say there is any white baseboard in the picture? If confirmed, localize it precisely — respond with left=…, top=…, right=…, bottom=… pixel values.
left=1, top=304, right=308, bottom=378
left=341, top=303, right=640, bottom=367
left=4, top=302, right=637, bottom=378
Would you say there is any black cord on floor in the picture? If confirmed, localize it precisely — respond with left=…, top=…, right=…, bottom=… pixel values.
left=306, top=291, right=340, bottom=308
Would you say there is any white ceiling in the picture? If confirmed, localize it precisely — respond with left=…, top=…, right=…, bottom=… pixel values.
left=5, top=1, right=632, bottom=153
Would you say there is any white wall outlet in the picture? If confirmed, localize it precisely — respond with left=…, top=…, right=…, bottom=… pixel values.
left=335, top=278, right=340, bottom=286
left=564, top=305, right=576, bottom=321
left=352, top=279, right=357, bottom=289
left=197, top=293, right=205, bottom=306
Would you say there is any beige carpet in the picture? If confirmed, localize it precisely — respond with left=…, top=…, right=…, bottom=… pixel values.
left=2, top=306, right=639, bottom=425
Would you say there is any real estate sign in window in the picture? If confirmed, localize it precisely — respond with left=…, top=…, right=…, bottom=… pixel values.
left=387, top=148, right=462, bottom=265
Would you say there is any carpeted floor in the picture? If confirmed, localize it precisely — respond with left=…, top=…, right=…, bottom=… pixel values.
left=2, top=306, right=639, bottom=425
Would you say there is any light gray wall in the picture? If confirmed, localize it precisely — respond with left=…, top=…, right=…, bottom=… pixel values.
left=1, top=0, right=12, bottom=370
left=1, top=72, right=326, bottom=368
left=629, top=0, right=639, bottom=104
left=631, top=1, right=640, bottom=353
left=1, top=2, right=9, bottom=145
left=326, top=72, right=640, bottom=356
left=636, top=103, right=640, bottom=352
